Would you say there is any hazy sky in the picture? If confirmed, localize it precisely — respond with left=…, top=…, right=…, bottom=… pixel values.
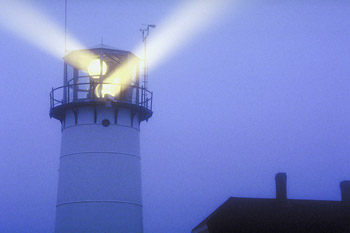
left=0, top=1, right=349, bottom=232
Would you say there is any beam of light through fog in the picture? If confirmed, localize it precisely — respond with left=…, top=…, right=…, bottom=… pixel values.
left=133, top=0, right=234, bottom=71
left=0, top=0, right=234, bottom=97
left=0, top=0, right=84, bottom=59
left=0, top=0, right=106, bottom=85
left=102, top=0, right=234, bottom=95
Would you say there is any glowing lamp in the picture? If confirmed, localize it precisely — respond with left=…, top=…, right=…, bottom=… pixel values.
left=88, top=59, right=107, bottom=77
left=94, top=77, right=122, bottom=98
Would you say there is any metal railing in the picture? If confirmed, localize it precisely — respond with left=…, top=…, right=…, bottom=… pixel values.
left=50, top=82, right=153, bottom=111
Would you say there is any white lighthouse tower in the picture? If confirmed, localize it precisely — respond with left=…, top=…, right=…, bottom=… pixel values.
left=50, top=47, right=153, bottom=232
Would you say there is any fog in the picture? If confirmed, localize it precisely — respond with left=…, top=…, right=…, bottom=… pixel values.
left=0, top=1, right=349, bottom=232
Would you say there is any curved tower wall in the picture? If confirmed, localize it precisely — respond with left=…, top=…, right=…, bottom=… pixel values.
left=55, top=105, right=143, bottom=233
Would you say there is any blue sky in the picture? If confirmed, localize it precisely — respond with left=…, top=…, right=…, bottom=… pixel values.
left=0, top=1, right=349, bottom=232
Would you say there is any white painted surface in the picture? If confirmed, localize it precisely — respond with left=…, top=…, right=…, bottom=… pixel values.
left=55, top=106, right=143, bottom=233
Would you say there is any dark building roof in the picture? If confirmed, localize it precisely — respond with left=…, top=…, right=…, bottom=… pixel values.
left=192, top=174, right=350, bottom=233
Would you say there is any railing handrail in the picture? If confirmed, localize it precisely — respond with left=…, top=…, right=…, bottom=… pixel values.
left=50, top=82, right=152, bottom=111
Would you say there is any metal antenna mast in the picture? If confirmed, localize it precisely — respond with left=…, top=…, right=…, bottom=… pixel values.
left=140, top=24, right=156, bottom=92
left=64, top=0, right=67, bottom=54
left=63, top=0, right=68, bottom=102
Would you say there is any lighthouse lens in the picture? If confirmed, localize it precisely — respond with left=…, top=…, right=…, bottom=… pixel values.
left=88, top=59, right=107, bottom=78
left=95, top=82, right=122, bottom=98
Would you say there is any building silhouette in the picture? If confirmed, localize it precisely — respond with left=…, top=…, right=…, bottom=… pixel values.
left=192, top=173, right=350, bottom=233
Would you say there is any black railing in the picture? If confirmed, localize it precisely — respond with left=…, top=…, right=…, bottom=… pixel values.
left=50, top=82, right=153, bottom=111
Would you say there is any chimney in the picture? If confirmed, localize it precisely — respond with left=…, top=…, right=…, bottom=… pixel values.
left=340, top=180, right=350, bottom=204
left=275, top=173, right=287, bottom=201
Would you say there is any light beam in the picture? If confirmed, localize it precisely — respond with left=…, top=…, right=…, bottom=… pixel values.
left=103, top=0, right=234, bottom=96
left=0, top=0, right=84, bottom=59
left=134, top=0, right=234, bottom=71
left=0, top=0, right=234, bottom=98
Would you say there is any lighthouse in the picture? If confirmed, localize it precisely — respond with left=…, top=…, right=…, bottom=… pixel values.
left=50, top=47, right=153, bottom=232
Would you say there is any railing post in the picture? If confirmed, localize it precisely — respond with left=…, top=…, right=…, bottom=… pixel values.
left=141, top=85, right=144, bottom=106
left=50, top=88, right=53, bottom=108
left=136, top=85, right=139, bottom=105
left=67, top=83, right=70, bottom=103
left=151, top=92, right=153, bottom=110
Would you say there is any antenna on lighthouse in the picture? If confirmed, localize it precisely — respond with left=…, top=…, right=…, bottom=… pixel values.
left=64, top=0, right=68, bottom=54
left=140, top=24, right=156, bottom=93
